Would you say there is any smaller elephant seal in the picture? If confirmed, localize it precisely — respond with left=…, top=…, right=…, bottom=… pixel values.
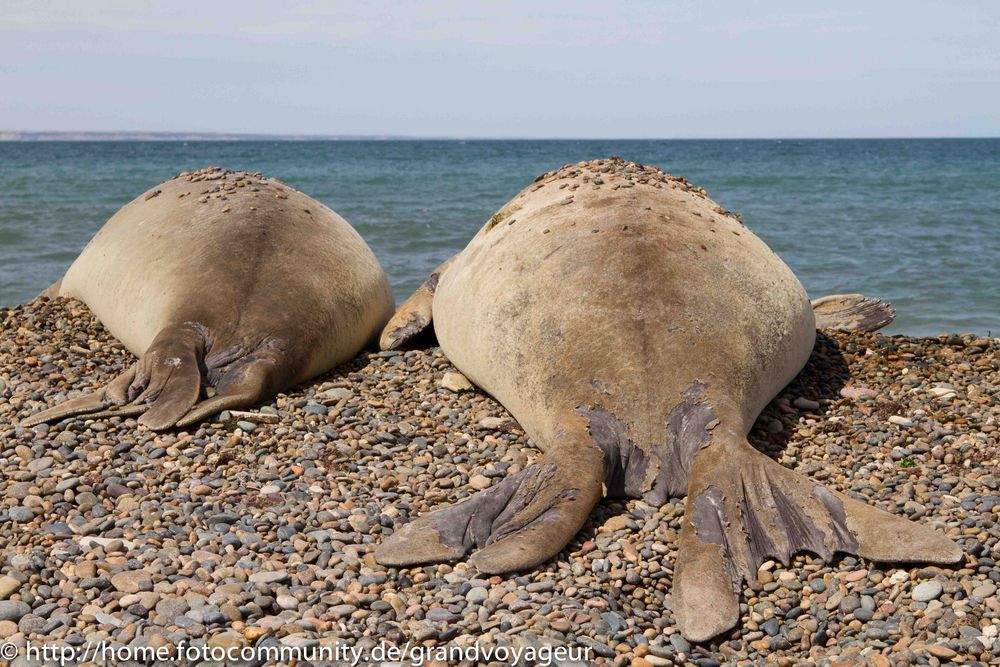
left=375, top=158, right=961, bottom=641
left=21, top=167, right=393, bottom=431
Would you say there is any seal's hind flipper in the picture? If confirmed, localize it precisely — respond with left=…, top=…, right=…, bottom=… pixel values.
left=379, top=256, right=456, bottom=350
left=20, top=325, right=284, bottom=431
left=674, top=443, right=962, bottom=642
left=131, top=332, right=205, bottom=430
left=20, top=324, right=206, bottom=431
left=376, top=436, right=604, bottom=573
left=811, top=293, right=895, bottom=332
left=19, top=387, right=110, bottom=428
left=174, top=354, right=276, bottom=428
left=19, top=363, right=139, bottom=428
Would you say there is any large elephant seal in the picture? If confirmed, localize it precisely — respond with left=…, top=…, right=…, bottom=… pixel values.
left=375, top=158, right=961, bottom=641
left=21, top=167, right=394, bottom=431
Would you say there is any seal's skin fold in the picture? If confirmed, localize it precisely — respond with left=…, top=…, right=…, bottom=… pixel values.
left=376, top=158, right=961, bottom=642
left=21, top=168, right=394, bottom=430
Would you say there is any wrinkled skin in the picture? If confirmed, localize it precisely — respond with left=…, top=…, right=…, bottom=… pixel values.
left=376, top=158, right=961, bottom=642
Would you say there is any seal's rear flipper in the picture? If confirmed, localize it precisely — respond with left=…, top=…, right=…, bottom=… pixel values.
left=20, top=325, right=281, bottom=431
left=379, top=256, right=455, bottom=350
left=674, top=444, right=962, bottom=642
left=19, top=362, right=141, bottom=428
left=19, top=386, right=111, bottom=428
left=811, top=293, right=895, bottom=332
left=376, top=442, right=604, bottom=574
left=174, top=353, right=276, bottom=427
left=21, top=324, right=205, bottom=431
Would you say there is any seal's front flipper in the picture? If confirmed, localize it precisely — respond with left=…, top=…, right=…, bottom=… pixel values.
left=376, top=440, right=604, bottom=574
left=379, top=256, right=456, bottom=350
left=811, top=293, right=895, bottom=332
left=674, top=443, right=962, bottom=642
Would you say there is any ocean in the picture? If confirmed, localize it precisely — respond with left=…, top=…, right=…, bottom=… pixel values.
left=0, top=139, right=997, bottom=336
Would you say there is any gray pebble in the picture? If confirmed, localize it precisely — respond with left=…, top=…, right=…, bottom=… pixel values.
left=912, top=580, right=943, bottom=602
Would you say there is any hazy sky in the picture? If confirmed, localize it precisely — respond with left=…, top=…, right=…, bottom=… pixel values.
left=2, top=1, right=997, bottom=138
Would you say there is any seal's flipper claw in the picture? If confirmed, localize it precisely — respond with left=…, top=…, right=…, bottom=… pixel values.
left=374, top=504, right=478, bottom=567
left=77, top=403, right=150, bottom=421
left=103, top=363, right=138, bottom=405
left=811, top=293, right=895, bottom=332
left=674, top=444, right=961, bottom=642
left=377, top=450, right=603, bottom=573
left=379, top=255, right=456, bottom=350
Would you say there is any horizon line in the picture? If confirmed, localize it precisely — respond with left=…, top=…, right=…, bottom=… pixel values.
left=2, top=131, right=999, bottom=142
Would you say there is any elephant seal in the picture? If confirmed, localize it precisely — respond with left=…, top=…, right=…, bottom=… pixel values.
left=21, top=167, right=394, bottom=431
left=375, top=158, right=961, bottom=641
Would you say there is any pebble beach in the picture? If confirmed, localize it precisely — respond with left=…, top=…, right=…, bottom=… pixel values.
left=1, top=297, right=998, bottom=666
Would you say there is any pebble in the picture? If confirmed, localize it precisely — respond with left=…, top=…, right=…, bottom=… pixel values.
left=0, top=601, right=30, bottom=622
left=0, top=576, right=20, bottom=600
left=440, top=371, right=473, bottom=392
left=793, top=397, right=820, bottom=411
left=912, top=580, right=943, bottom=602
left=8, top=507, right=34, bottom=522
left=0, top=620, right=17, bottom=638
left=925, top=644, right=957, bottom=659
left=466, top=587, right=489, bottom=604
left=275, top=594, right=298, bottom=610
left=469, top=474, right=492, bottom=490
left=840, top=385, right=878, bottom=400
left=110, top=571, right=152, bottom=594
left=248, top=571, right=287, bottom=586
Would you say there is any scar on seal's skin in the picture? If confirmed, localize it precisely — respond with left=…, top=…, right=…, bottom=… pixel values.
left=577, top=380, right=716, bottom=504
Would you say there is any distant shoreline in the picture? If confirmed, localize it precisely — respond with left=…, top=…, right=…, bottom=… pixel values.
left=0, top=132, right=413, bottom=142
left=2, top=132, right=998, bottom=142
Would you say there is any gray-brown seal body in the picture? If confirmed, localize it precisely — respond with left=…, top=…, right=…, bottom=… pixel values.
left=376, top=158, right=960, bottom=641
left=22, top=168, right=394, bottom=430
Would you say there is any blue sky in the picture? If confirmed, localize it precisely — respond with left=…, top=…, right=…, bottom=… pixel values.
left=1, top=1, right=997, bottom=138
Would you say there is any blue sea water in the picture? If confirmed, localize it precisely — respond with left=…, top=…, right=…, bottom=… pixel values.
left=0, top=139, right=997, bottom=336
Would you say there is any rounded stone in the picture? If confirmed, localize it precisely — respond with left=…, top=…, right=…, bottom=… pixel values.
left=912, top=581, right=943, bottom=602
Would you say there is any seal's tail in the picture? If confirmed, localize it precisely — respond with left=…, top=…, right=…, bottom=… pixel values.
left=376, top=428, right=604, bottom=574
left=19, top=323, right=274, bottom=431
left=673, top=442, right=963, bottom=642
left=811, top=293, right=896, bottom=332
